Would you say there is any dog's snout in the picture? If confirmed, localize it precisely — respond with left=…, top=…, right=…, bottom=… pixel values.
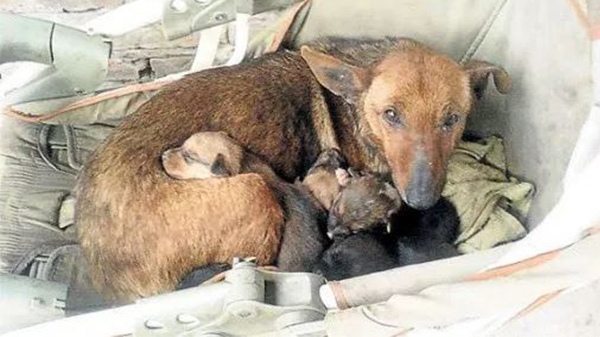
left=404, top=151, right=440, bottom=210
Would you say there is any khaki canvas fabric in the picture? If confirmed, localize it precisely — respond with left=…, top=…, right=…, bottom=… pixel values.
left=444, top=136, right=533, bottom=253
left=0, top=88, right=161, bottom=275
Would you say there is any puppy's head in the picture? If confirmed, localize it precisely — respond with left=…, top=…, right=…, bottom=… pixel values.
left=313, top=232, right=397, bottom=280
left=162, top=131, right=244, bottom=180
left=327, top=169, right=402, bottom=238
left=302, top=148, right=347, bottom=210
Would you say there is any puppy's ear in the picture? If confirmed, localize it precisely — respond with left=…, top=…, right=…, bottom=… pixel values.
left=210, top=153, right=231, bottom=177
left=463, top=60, right=511, bottom=100
left=335, top=168, right=351, bottom=187
left=216, top=130, right=231, bottom=139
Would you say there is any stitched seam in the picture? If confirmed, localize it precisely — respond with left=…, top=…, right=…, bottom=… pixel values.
left=63, top=125, right=83, bottom=171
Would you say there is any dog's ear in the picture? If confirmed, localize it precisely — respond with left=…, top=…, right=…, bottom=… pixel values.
left=210, top=153, right=231, bottom=177
left=463, top=60, right=511, bottom=100
left=300, top=46, right=371, bottom=104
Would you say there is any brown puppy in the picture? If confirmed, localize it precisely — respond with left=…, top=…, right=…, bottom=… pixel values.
left=162, top=131, right=328, bottom=274
left=163, top=133, right=346, bottom=212
left=162, top=131, right=245, bottom=180
left=163, top=132, right=402, bottom=276
left=327, top=169, right=402, bottom=237
left=300, top=148, right=347, bottom=210
left=76, top=38, right=509, bottom=300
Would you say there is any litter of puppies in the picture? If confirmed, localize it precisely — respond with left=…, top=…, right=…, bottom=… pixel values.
left=74, top=37, right=519, bottom=301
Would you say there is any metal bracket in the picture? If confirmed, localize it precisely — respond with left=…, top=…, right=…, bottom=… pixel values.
left=0, top=273, right=67, bottom=333
left=0, top=13, right=110, bottom=114
left=161, top=0, right=300, bottom=40
left=134, top=258, right=326, bottom=337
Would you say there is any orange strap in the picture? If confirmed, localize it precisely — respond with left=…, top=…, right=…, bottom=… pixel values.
left=4, top=80, right=173, bottom=123
left=466, top=249, right=561, bottom=282
left=566, top=0, right=600, bottom=40
left=328, top=280, right=351, bottom=309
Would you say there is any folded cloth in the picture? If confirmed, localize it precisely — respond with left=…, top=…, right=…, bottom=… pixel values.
left=443, top=136, right=534, bottom=253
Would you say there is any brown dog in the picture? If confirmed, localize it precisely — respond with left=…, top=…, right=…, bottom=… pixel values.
left=76, top=37, right=509, bottom=300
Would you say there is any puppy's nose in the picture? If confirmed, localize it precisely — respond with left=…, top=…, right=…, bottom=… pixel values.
left=328, top=226, right=351, bottom=239
left=161, top=150, right=172, bottom=164
left=327, top=215, right=351, bottom=239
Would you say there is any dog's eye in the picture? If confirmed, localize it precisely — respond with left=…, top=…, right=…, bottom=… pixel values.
left=181, top=150, right=196, bottom=164
left=441, top=113, right=461, bottom=131
left=383, top=108, right=404, bottom=127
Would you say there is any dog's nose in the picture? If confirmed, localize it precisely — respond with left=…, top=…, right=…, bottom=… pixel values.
left=404, top=151, right=440, bottom=210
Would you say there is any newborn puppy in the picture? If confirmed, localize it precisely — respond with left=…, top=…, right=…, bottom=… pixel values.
left=317, top=194, right=460, bottom=280
left=393, top=197, right=460, bottom=265
left=162, top=131, right=328, bottom=275
left=392, top=197, right=460, bottom=246
left=313, top=170, right=404, bottom=280
left=327, top=169, right=402, bottom=237
left=300, top=148, right=346, bottom=210
left=313, top=232, right=397, bottom=281
left=162, top=131, right=244, bottom=179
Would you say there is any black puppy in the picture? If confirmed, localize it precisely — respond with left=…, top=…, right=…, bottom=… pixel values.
left=313, top=231, right=397, bottom=280
left=315, top=197, right=460, bottom=280
left=392, top=197, right=460, bottom=265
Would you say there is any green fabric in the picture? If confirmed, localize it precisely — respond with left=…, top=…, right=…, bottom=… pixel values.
left=443, top=136, right=534, bottom=253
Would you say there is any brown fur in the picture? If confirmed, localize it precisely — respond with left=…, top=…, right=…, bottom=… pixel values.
left=328, top=170, right=402, bottom=237
left=76, top=38, right=509, bottom=301
left=162, top=131, right=328, bottom=273
left=302, top=38, right=510, bottom=209
left=77, top=172, right=283, bottom=302
left=163, top=134, right=346, bottom=212
left=298, top=148, right=346, bottom=210
left=162, top=131, right=245, bottom=179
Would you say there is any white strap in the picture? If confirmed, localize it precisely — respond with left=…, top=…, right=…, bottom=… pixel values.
left=163, top=13, right=251, bottom=80
left=82, top=0, right=162, bottom=36
left=190, top=25, right=226, bottom=71
left=225, top=13, right=251, bottom=66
